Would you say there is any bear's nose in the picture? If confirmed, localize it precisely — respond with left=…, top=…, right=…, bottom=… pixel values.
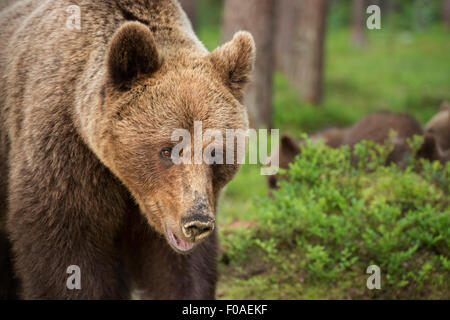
left=181, top=215, right=215, bottom=241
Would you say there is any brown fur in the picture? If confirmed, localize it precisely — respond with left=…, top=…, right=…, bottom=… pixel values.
left=342, top=111, right=424, bottom=164
left=311, top=127, right=348, bottom=148
left=0, top=0, right=254, bottom=299
left=268, top=112, right=447, bottom=191
left=425, top=102, right=450, bottom=151
left=416, top=134, right=450, bottom=165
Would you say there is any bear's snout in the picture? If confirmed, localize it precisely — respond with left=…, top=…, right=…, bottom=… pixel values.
left=178, top=193, right=215, bottom=241
left=181, top=215, right=215, bottom=242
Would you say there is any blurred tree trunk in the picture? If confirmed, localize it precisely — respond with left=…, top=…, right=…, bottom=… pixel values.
left=351, top=0, right=366, bottom=46
left=222, top=0, right=275, bottom=129
left=444, top=0, right=450, bottom=27
left=274, top=0, right=301, bottom=75
left=178, top=0, right=197, bottom=30
left=290, top=0, right=327, bottom=105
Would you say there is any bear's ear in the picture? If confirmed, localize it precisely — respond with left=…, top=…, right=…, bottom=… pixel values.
left=106, top=22, right=160, bottom=88
left=209, top=31, right=256, bottom=101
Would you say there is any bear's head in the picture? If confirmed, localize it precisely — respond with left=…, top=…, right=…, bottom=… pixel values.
left=93, top=22, right=255, bottom=254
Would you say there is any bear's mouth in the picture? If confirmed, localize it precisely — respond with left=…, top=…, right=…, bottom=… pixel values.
left=165, top=224, right=195, bottom=253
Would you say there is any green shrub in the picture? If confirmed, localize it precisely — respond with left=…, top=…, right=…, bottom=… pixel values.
left=220, top=137, right=450, bottom=299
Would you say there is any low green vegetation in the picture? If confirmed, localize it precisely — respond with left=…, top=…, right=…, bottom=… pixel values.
left=218, top=138, right=449, bottom=299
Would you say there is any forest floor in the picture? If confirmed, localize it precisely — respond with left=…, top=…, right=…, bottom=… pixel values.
left=198, top=23, right=450, bottom=299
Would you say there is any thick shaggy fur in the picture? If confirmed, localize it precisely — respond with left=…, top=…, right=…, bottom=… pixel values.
left=0, top=0, right=255, bottom=299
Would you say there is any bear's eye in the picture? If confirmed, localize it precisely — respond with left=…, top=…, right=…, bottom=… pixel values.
left=160, top=147, right=172, bottom=159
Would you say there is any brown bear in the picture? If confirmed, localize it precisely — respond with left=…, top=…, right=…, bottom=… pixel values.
left=342, top=111, right=424, bottom=164
left=425, top=102, right=450, bottom=151
left=268, top=111, right=447, bottom=191
left=0, top=0, right=255, bottom=299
